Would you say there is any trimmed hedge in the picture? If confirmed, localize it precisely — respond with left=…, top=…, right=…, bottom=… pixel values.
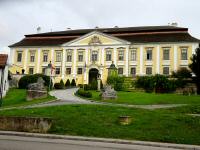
left=71, top=79, right=76, bottom=87
left=65, top=79, right=71, bottom=87
left=54, top=79, right=65, bottom=89
left=76, top=89, right=92, bottom=98
left=18, top=74, right=52, bottom=89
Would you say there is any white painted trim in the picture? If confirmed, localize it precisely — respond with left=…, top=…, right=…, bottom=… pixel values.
left=114, top=47, right=117, bottom=65
left=73, top=48, right=77, bottom=78
left=140, top=46, right=144, bottom=75
left=36, top=48, right=41, bottom=73
left=174, top=45, right=178, bottom=71
left=62, top=49, right=66, bottom=79
left=85, top=48, right=88, bottom=65
left=24, top=49, right=28, bottom=72
left=125, top=46, right=129, bottom=76
left=62, top=31, right=130, bottom=46
left=51, top=49, right=54, bottom=62
left=101, top=47, right=104, bottom=65
left=156, top=45, right=160, bottom=74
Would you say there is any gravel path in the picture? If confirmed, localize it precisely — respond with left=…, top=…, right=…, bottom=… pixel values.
left=27, top=88, right=187, bottom=110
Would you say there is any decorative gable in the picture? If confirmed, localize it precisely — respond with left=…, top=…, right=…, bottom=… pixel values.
left=62, top=31, right=130, bottom=46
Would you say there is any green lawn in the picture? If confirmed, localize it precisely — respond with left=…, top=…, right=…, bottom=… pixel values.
left=0, top=104, right=200, bottom=145
left=88, top=91, right=200, bottom=105
left=1, top=88, right=55, bottom=108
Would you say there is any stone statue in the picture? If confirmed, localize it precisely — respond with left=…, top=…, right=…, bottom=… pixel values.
left=27, top=77, right=47, bottom=101
left=101, top=85, right=117, bottom=100
left=28, top=77, right=46, bottom=91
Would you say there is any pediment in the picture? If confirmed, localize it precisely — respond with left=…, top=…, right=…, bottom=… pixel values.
left=62, top=31, right=130, bottom=46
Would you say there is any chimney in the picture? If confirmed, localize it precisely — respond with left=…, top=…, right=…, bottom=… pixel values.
left=171, top=22, right=178, bottom=27
left=37, top=27, right=41, bottom=33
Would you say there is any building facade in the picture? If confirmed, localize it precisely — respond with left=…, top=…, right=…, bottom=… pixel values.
left=0, top=54, right=9, bottom=98
left=9, top=26, right=199, bottom=85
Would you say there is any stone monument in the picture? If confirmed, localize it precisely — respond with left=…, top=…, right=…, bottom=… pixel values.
left=26, top=77, right=47, bottom=101
left=101, top=85, right=117, bottom=100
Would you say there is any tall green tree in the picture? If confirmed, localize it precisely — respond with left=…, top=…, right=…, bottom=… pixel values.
left=189, top=44, right=200, bottom=94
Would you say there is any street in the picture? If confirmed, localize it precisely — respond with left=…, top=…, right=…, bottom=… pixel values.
left=0, top=134, right=180, bottom=150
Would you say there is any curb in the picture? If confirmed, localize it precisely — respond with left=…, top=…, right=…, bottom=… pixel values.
left=0, top=131, right=199, bottom=150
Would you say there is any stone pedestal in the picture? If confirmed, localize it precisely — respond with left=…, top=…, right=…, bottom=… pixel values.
left=27, top=90, right=47, bottom=101
left=101, top=85, right=117, bottom=100
left=26, top=77, right=47, bottom=101
left=97, top=79, right=101, bottom=91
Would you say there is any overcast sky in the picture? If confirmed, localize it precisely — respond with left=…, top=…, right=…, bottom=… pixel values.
left=0, top=0, right=200, bottom=54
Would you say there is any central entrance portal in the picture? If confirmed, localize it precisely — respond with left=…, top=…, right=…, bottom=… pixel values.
left=89, top=68, right=99, bottom=84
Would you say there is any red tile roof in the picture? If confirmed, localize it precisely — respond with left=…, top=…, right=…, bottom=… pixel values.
left=9, top=26, right=200, bottom=47
left=0, top=54, right=8, bottom=68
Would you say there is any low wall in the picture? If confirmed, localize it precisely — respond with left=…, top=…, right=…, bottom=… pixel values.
left=0, top=116, right=52, bottom=133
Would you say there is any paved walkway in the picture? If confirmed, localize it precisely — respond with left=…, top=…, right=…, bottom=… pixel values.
left=27, top=88, right=187, bottom=110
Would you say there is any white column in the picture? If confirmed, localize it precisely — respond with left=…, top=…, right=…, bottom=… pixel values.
left=192, top=43, right=198, bottom=54
left=73, top=48, right=77, bottom=78
left=125, top=46, right=129, bottom=76
left=174, top=45, right=178, bottom=71
left=139, top=46, right=144, bottom=75
left=51, top=48, right=54, bottom=62
left=37, top=48, right=41, bottom=73
left=156, top=45, right=160, bottom=74
left=113, top=47, right=117, bottom=65
left=85, top=48, right=88, bottom=64
left=24, top=49, right=28, bottom=72
left=10, top=48, right=15, bottom=65
left=101, top=47, right=104, bottom=66
left=62, top=49, right=66, bottom=79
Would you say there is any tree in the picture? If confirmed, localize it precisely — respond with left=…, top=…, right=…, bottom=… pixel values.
left=189, top=44, right=200, bottom=94
left=71, top=79, right=76, bottom=87
left=65, top=79, right=71, bottom=88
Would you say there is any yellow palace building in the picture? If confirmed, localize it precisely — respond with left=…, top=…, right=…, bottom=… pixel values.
left=9, top=25, right=200, bottom=85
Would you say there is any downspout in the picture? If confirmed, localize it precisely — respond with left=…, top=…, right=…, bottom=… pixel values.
left=0, top=67, right=5, bottom=107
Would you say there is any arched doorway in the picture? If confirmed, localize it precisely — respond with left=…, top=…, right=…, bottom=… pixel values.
left=89, top=68, right=99, bottom=84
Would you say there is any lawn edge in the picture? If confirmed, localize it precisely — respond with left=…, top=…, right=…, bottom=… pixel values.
left=0, top=131, right=199, bottom=149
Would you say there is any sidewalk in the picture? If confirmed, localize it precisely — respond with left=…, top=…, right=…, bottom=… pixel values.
left=0, top=131, right=199, bottom=150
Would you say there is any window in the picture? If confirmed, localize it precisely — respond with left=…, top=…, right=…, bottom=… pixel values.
left=163, top=49, right=170, bottom=60
left=30, top=52, right=35, bottom=62
left=106, top=50, right=112, bottom=61
left=78, top=51, right=83, bottom=62
left=66, top=68, right=71, bottom=75
left=29, top=67, right=34, bottom=74
left=146, top=67, right=152, bottom=75
left=55, top=67, right=61, bottom=75
left=17, top=52, right=22, bottom=62
left=92, top=51, right=98, bottom=61
left=43, top=52, right=48, bottom=62
left=56, top=52, right=62, bottom=62
left=163, top=67, right=169, bottom=75
left=146, top=49, right=152, bottom=60
left=66, top=50, right=72, bottom=62
left=130, top=67, right=136, bottom=76
left=130, top=49, right=137, bottom=61
left=77, top=68, right=83, bottom=74
left=118, top=67, right=123, bottom=75
left=42, top=67, right=46, bottom=74
left=118, top=50, right=124, bottom=61
left=181, top=48, right=188, bottom=60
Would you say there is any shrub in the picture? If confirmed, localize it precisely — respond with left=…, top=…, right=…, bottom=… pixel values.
left=90, top=78, right=98, bottom=90
left=135, top=75, right=180, bottom=93
left=135, top=76, right=154, bottom=92
left=54, top=83, right=64, bottom=89
left=107, top=76, right=125, bottom=91
left=59, top=79, right=65, bottom=89
left=76, top=89, right=92, bottom=98
left=172, top=67, right=192, bottom=79
left=84, top=84, right=91, bottom=91
left=65, top=79, right=71, bottom=88
left=18, top=74, right=52, bottom=89
left=71, top=79, right=76, bottom=87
